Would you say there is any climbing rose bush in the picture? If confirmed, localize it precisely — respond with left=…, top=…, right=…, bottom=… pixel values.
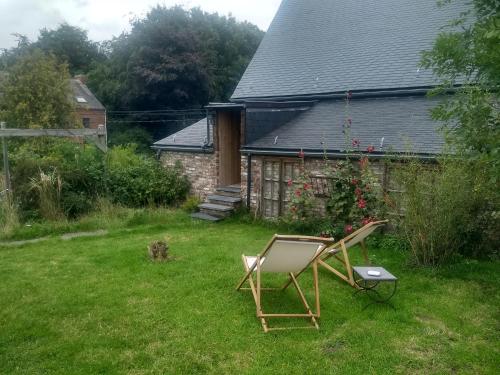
left=325, top=155, right=382, bottom=238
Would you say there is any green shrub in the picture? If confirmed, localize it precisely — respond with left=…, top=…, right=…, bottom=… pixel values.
left=8, top=140, right=190, bottom=221
left=181, top=196, right=201, bottom=213
left=394, top=158, right=498, bottom=265
left=105, top=145, right=190, bottom=207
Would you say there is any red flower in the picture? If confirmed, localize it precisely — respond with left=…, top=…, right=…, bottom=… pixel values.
left=295, top=189, right=302, bottom=197
left=344, top=224, right=353, bottom=234
left=298, top=149, right=305, bottom=158
left=351, top=178, right=359, bottom=185
left=366, top=145, right=375, bottom=153
left=355, top=187, right=363, bottom=196
left=357, top=199, right=367, bottom=209
left=287, top=179, right=293, bottom=186
left=303, top=183, right=311, bottom=190
left=352, top=138, right=360, bottom=148
left=362, top=217, right=373, bottom=226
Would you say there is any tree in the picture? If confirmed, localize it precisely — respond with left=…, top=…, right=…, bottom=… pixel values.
left=35, top=24, right=104, bottom=75
left=87, top=6, right=264, bottom=111
left=421, top=0, right=499, bottom=180
left=0, top=50, right=77, bottom=129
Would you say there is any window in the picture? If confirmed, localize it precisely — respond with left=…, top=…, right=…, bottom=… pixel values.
left=76, top=96, right=87, bottom=103
left=82, top=118, right=90, bottom=128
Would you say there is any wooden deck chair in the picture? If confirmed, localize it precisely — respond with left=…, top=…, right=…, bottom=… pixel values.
left=236, top=235, right=334, bottom=332
left=318, top=220, right=388, bottom=288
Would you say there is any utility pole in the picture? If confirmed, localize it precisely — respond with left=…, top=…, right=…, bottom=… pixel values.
left=0, top=122, right=11, bottom=193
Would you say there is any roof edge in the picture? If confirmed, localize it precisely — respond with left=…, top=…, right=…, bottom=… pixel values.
left=231, top=86, right=459, bottom=103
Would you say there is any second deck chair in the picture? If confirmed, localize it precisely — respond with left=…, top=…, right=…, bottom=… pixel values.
left=236, top=235, right=334, bottom=332
left=318, top=220, right=388, bottom=288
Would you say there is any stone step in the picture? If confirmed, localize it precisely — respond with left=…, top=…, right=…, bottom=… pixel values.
left=216, top=186, right=241, bottom=198
left=190, top=212, right=222, bottom=222
left=199, top=203, right=234, bottom=218
left=207, top=194, right=242, bottom=206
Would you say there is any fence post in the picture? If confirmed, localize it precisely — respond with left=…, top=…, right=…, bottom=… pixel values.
left=0, top=122, right=11, bottom=192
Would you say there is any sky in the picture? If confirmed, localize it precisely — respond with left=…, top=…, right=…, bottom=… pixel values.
left=0, top=0, right=282, bottom=49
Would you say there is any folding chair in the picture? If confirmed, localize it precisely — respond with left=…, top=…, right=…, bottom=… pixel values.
left=318, top=220, right=388, bottom=288
left=236, top=234, right=334, bottom=332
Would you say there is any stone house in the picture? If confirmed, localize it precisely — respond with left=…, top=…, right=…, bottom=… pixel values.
left=152, top=0, right=466, bottom=221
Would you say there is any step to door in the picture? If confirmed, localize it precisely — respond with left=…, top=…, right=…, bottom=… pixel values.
left=215, top=186, right=241, bottom=198
left=207, top=194, right=242, bottom=207
left=190, top=212, right=222, bottom=222
left=199, top=203, right=234, bottom=218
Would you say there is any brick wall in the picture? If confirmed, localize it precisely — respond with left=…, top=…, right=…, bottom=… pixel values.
left=75, top=109, right=106, bottom=129
left=160, top=151, right=218, bottom=199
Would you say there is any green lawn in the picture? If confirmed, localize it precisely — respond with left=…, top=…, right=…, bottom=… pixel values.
left=0, top=210, right=498, bottom=374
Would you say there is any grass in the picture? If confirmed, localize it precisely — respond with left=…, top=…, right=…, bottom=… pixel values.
left=0, top=210, right=498, bottom=374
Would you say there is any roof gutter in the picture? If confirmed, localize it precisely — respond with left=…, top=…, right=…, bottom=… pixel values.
left=240, top=147, right=438, bottom=162
left=151, top=145, right=214, bottom=153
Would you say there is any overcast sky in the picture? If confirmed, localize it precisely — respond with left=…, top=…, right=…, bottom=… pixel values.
left=0, top=0, right=282, bottom=49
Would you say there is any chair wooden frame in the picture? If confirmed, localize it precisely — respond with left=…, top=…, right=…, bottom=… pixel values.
left=318, top=220, right=389, bottom=288
left=236, top=235, right=334, bottom=332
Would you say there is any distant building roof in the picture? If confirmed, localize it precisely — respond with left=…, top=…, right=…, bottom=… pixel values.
left=70, top=79, right=105, bottom=111
left=242, top=96, right=445, bottom=156
left=232, top=0, right=467, bottom=100
left=153, top=117, right=212, bottom=151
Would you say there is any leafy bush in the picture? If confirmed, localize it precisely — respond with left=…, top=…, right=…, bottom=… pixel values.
left=394, top=158, right=498, bottom=265
left=7, top=140, right=189, bottom=222
left=181, top=196, right=201, bottom=213
left=105, top=146, right=189, bottom=207
left=325, top=156, right=383, bottom=238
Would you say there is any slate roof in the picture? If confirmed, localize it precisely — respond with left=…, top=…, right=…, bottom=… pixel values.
left=70, top=79, right=105, bottom=110
left=153, top=118, right=212, bottom=150
left=232, top=0, right=467, bottom=100
left=242, top=96, right=445, bottom=156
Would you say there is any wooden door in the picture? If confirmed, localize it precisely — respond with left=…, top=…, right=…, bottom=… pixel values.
left=217, top=111, right=241, bottom=186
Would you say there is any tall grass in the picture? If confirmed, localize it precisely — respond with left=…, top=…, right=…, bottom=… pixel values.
left=395, top=158, right=498, bottom=265
left=29, top=169, right=63, bottom=221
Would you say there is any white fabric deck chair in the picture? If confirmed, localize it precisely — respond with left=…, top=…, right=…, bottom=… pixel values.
left=236, top=235, right=334, bottom=332
left=318, top=220, right=388, bottom=288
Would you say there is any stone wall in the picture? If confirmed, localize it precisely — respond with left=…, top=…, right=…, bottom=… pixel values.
left=160, top=151, right=218, bottom=199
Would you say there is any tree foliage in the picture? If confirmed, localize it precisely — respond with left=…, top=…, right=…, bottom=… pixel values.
left=0, top=50, right=76, bottom=129
left=87, top=6, right=264, bottom=110
left=0, top=25, right=103, bottom=76
left=421, top=0, right=499, bottom=180
left=35, top=23, right=104, bottom=75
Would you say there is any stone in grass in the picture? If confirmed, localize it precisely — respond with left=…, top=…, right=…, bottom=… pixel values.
left=148, top=240, right=170, bottom=262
